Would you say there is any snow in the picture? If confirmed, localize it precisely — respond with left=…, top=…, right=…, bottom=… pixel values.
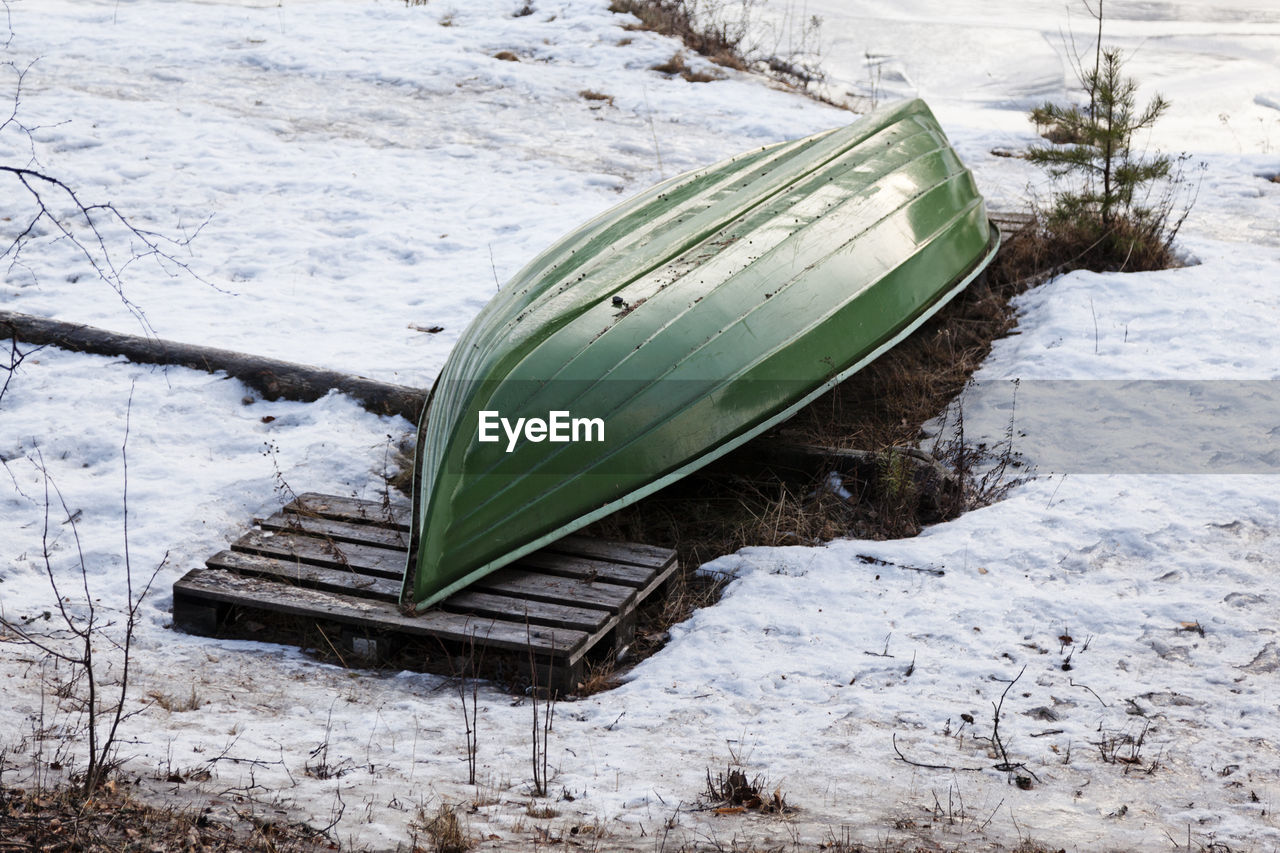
left=2, top=0, right=1280, bottom=850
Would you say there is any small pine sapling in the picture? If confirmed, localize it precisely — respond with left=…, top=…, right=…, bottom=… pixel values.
left=1026, top=0, right=1192, bottom=270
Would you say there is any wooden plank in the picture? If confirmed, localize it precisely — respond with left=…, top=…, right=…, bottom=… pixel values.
left=257, top=511, right=410, bottom=551
left=470, top=568, right=636, bottom=614
left=441, top=591, right=612, bottom=634
left=548, top=534, right=674, bottom=569
left=231, top=529, right=405, bottom=578
left=287, top=493, right=410, bottom=531
left=513, top=551, right=654, bottom=588
left=206, top=550, right=400, bottom=601
left=173, top=568, right=587, bottom=657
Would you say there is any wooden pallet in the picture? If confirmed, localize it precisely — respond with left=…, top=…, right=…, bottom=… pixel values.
left=172, top=493, right=678, bottom=693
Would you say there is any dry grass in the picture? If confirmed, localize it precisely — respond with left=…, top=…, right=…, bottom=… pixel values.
left=525, top=801, right=559, bottom=819
left=412, top=802, right=473, bottom=853
left=574, top=657, right=624, bottom=695
left=389, top=442, right=415, bottom=497
left=147, top=684, right=203, bottom=713
left=610, top=0, right=747, bottom=71
left=610, top=0, right=827, bottom=93
left=0, top=781, right=331, bottom=852
left=651, top=51, right=723, bottom=82
left=704, top=766, right=793, bottom=815
left=579, top=89, right=615, bottom=105
left=1029, top=208, right=1183, bottom=274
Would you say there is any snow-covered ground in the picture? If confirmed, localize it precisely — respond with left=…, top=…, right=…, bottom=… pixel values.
left=2, top=1, right=1280, bottom=850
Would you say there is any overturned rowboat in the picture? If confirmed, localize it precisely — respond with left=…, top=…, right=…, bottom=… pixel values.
left=406, top=98, right=999, bottom=610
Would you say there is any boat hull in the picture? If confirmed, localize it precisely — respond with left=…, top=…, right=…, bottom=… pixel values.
left=407, top=99, right=999, bottom=609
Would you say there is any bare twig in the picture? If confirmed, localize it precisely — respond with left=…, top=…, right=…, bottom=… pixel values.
left=891, top=733, right=985, bottom=772
left=1070, top=677, right=1109, bottom=707
left=855, top=553, right=945, bottom=576
left=893, top=666, right=1039, bottom=784
left=527, top=623, right=557, bottom=797
left=0, top=389, right=164, bottom=793
left=455, top=625, right=487, bottom=785
left=1, top=166, right=212, bottom=329
left=987, top=665, right=1039, bottom=782
left=0, top=332, right=43, bottom=407
left=864, top=632, right=894, bottom=658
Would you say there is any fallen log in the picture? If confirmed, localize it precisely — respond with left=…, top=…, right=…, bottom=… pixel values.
left=0, top=309, right=428, bottom=421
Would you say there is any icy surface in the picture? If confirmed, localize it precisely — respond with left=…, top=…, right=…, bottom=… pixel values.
left=2, top=1, right=1280, bottom=850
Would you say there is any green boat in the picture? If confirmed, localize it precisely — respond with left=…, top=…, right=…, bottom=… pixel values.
left=406, top=98, right=999, bottom=610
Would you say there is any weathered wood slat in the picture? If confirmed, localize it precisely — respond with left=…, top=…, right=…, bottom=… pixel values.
left=231, top=529, right=405, bottom=578
left=258, top=511, right=410, bottom=550
left=174, top=568, right=587, bottom=657
left=441, top=591, right=611, bottom=634
left=206, top=550, right=400, bottom=601
left=549, top=534, right=674, bottom=569
left=513, top=551, right=654, bottom=588
left=287, top=493, right=410, bottom=531
left=285, top=494, right=676, bottom=574
left=284, top=494, right=670, bottom=586
left=470, top=568, right=636, bottom=613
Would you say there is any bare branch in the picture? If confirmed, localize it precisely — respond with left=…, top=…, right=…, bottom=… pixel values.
left=0, top=333, right=43, bottom=405
left=891, top=733, right=985, bottom=772
left=1, top=0, right=12, bottom=51
left=0, top=400, right=165, bottom=793
left=893, top=666, right=1039, bottom=784
left=2, top=165, right=215, bottom=331
left=3, top=19, right=216, bottom=334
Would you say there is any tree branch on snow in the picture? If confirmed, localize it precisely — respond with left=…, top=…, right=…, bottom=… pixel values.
left=892, top=666, right=1040, bottom=786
